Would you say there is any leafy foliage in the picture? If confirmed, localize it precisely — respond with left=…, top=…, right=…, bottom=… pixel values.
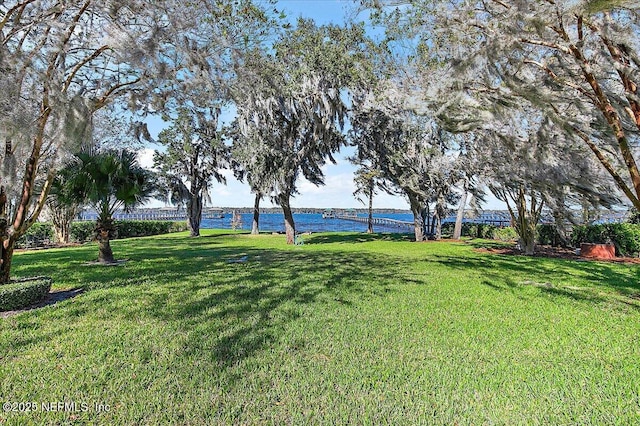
left=349, top=96, right=461, bottom=241
left=571, top=223, right=640, bottom=257
left=374, top=0, right=640, bottom=210
left=537, top=224, right=569, bottom=247
left=492, top=227, right=519, bottom=242
left=441, top=222, right=497, bottom=239
left=58, top=149, right=157, bottom=263
left=15, top=223, right=55, bottom=249
left=154, top=108, right=231, bottom=237
left=15, top=221, right=186, bottom=247
left=233, top=20, right=372, bottom=243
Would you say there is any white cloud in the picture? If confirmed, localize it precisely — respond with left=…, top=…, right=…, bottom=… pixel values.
left=137, top=148, right=156, bottom=170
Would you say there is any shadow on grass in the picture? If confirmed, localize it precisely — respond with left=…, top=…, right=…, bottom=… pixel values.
left=305, top=232, right=414, bottom=245
left=431, top=252, right=640, bottom=309
left=465, top=239, right=516, bottom=250
left=9, top=234, right=413, bottom=370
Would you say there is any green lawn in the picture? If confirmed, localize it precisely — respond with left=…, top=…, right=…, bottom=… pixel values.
left=1, top=230, right=639, bottom=425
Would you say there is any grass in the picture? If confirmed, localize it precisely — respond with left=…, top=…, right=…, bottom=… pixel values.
left=1, top=230, right=639, bottom=425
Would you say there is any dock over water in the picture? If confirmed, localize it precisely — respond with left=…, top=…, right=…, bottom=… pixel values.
left=335, top=214, right=415, bottom=230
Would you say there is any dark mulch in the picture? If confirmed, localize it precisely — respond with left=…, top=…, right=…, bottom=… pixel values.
left=1, top=288, right=85, bottom=318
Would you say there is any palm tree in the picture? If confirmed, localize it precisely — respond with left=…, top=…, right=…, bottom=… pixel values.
left=61, top=150, right=156, bottom=263
left=46, top=165, right=84, bottom=244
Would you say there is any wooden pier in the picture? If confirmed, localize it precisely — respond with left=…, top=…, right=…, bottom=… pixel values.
left=335, top=214, right=415, bottom=230
left=80, top=209, right=226, bottom=221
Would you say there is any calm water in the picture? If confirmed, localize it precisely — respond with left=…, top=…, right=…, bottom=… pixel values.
left=201, top=212, right=420, bottom=233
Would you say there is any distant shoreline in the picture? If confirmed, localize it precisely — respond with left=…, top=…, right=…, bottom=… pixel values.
left=136, top=207, right=415, bottom=215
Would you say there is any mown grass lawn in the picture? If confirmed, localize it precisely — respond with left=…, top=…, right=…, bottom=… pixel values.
left=1, top=230, right=639, bottom=425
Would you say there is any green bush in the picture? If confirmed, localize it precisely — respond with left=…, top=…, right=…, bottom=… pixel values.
left=571, top=223, right=640, bottom=257
left=70, top=220, right=188, bottom=243
left=15, top=223, right=55, bottom=249
left=0, top=277, right=52, bottom=311
left=537, top=224, right=568, bottom=247
left=441, top=222, right=497, bottom=239
left=492, top=227, right=519, bottom=242
left=70, top=221, right=95, bottom=243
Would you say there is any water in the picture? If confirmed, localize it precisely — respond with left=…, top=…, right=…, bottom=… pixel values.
left=201, top=213, right=418, bottom=233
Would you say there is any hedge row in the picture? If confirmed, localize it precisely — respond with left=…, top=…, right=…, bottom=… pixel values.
left=15, top=223, right=55, bottom=248
left=464, top=222, right=640, bottom=257
left=16, top=220, right=188, bottom=247
left=0, top=277, right=52, bottom=311
left=440, top=223, right=498, bottom=239
left=69, top=220, right=188, bottom=242
left=571, top=223, right=640, bottom=257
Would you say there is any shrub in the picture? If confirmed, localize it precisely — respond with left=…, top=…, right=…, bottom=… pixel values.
left=70, top=220, right=188, bottom=243
left=440, top=222, right=497, bottom=239
left=70, top=221, right=95, bottom=243
left=469, top=223, right=497, bottom=239
left=537, top=224, right=569, bottom=247
left=15, top=223, right=55, bottom=249
left=492, top=227, right=519, bottom=242
left=571, top=223, right=640, bottom=257
left=0, top=277, right=52, bottom=311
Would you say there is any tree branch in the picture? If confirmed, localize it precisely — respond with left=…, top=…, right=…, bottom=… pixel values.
left=573, top=127, right=640, bottom=209
left=63, top=45, right=111, bottom=93
left=0, top=0, right=36, bottom=33
left=520, top=38, right=571, bottom=54
left=95, top=77, right=142, bottom=109
left=22, top=171, right=55, bottom=232
left=522, top=59, right=598, bottom=104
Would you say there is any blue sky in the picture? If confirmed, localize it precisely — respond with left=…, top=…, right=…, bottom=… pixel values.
left=139, top=0, right=505, bottom=210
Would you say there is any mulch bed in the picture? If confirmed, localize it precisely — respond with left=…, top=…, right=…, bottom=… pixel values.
left=474, top=243, right=640, bottom=264
left=1, top=288, right=84, bottom=319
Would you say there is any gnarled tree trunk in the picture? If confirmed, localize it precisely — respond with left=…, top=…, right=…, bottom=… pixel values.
left=0, top=237, right=15, bottom=284
left=504, top=186, right=543, bottom=256
left=252, top=193, right=261, bottom=235
left=278, top=193, right=295, bottom=245
left=0, top=185, right=11, bottom=284
left=50, top=204, right=80, bottom=244
left=187, top=194, right=202, bottom=237
left=434, top=213, right=442, bottom=240
left=408, top=194, right=426, bottom=242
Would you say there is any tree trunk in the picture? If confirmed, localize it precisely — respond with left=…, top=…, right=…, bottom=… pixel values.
left=97, top=234, right=115, bottom=263
left=0, top=237, right=15, bottom=284
left=367, top=190, right=374, bottom=234
left=278, top=193, right=296, bottom=245
left=187, top=195, right=202, bottom=237
left=435, top=214, right=442, bottom=240
left=53, top=223, right=70, bottom=244
left=252, top=193, right=261, bottom=235
left=51, top=208, right=75, bottom=244
left=453, top=191, right=468, bottom=240
left=504, top=186, right=541, bottom=256
left=95, top=217, right=116, bottom=263
left=408, top=194, right=425, bottom=242
left=0, top=185, right=12, bottom=284
left=430, top=213, right=436, bottom=237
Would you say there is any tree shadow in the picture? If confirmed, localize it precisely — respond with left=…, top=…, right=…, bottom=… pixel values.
left=431, top=252, right=640, bottom=310
left=465, top=240, right=516, bottom=250
left=9, top=236, right=415, bottom=370
left=305, top=232, right=414, bottom=245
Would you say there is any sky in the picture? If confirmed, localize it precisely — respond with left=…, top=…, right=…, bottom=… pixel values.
left=138, top=0, right=506, bottom=211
